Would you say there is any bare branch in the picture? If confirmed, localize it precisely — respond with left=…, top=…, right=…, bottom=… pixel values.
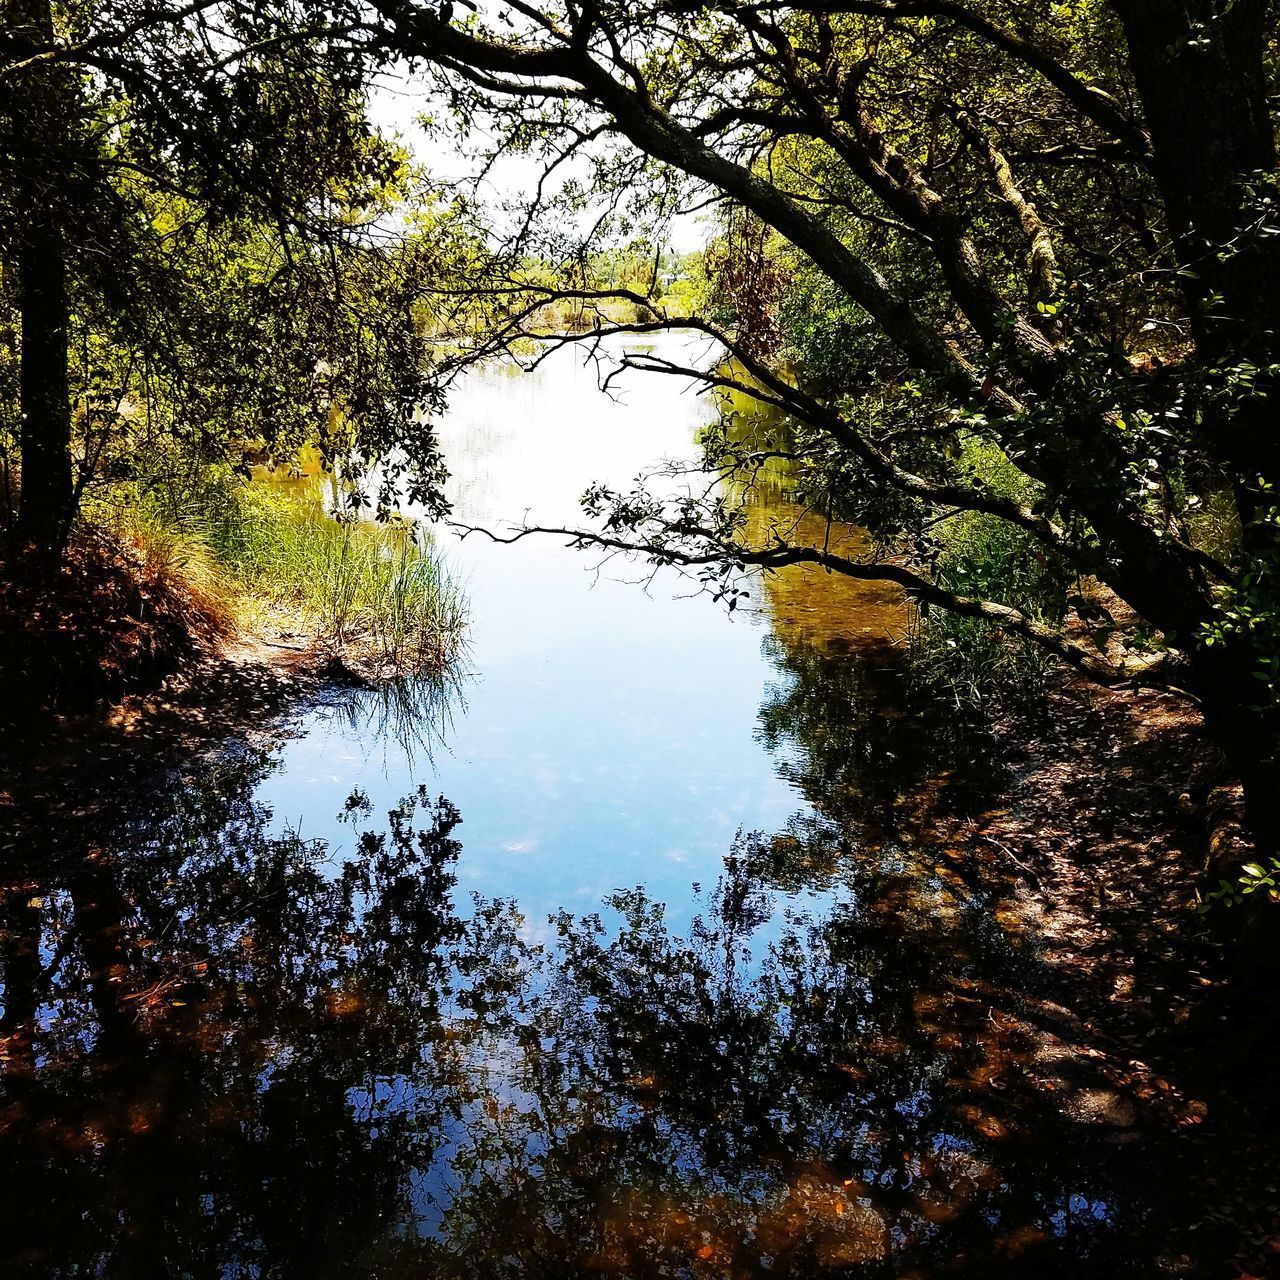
left=453, top=520, right=1185, bottom=689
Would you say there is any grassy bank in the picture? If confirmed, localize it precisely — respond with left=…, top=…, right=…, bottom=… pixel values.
left=105, top=465, right=467, bottom=672
left=1, top=466, right=466, bottom=722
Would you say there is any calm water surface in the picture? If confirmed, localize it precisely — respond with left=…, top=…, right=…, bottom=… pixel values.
left=258, top=335, right=903, bottom=931
left=0, top=335, right=1199, bottom=1276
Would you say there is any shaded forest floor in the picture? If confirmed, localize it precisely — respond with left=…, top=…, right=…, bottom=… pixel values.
left=0, top=540, right=370, bottom=865
left=925, top=676, right=1280, bottom=1276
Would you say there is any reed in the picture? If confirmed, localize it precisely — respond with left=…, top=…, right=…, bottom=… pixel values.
left=101, top=465, right=467, bottom=673
left=109, top=507, right=240, bottom=643
left=211, top=486, right=466, bottom=670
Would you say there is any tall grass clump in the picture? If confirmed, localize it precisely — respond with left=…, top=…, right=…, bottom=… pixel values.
left=105, top=505, right=240, bottom=643
left=99, top=459, right=467, bottom=673
left=211, top=486, right=467, bottom=670
left=1, top=509, right=240, bottom=719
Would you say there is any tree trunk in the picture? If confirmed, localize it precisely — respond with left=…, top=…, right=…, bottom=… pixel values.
left=1118, top=0, right=1280, bottom=855
left=1116, top=0, right=1280, bottom=495
left=1115, top=0, right=1280, bottom=354
left=1189, top=640, right=1280, bottom=852
left=15, top=220, right=74, bottom=558
left=7, top=0, right=76, bottom=563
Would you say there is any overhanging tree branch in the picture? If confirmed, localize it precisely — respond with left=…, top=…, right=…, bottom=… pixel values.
left=711, top=0, right=1154, bottom=158
left=454, top=519, right=1186, bottom=689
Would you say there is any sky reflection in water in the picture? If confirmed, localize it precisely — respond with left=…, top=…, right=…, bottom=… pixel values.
left=1, top=335, right=1175, bottom=1277
left=257, top=334, right=842, bottom=931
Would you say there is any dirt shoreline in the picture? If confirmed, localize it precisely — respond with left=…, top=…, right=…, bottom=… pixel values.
left=0, top=610, right=384, bottom=868
left=930, top=678, right=1280, bottom=1276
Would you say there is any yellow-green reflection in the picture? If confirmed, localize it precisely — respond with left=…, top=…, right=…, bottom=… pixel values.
left=714, top=365, right=909, bottom=653
left=742, top=498, right=908, bottom=652
left=251, top=441, right=335, bottom=505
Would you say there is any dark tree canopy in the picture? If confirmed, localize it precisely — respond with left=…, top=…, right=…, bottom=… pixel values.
left=363, top=0, right=1280, bottom=845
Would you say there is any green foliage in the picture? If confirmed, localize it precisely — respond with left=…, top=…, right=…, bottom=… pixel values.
left=1200, top=470, right=1280, bottom=706
left=1201, top=857, right=1280, bottom=910
left=0, top=0, right=486, bottom=547
left=908, top=436, right=1070, bottom=710
left=100, top=460, right=467, bottom=671
left=778, top=270, right=887, bottom=392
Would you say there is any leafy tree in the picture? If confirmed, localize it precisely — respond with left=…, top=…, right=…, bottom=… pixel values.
left=369, top=0, right=1280, bottom=846
left=0, top=0, right=456, bottom=562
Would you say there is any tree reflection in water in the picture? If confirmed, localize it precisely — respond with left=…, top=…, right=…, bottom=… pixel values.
left=1, top=655, right=1177, bottom=1277
left=757, top=629, right=1008, bottom=853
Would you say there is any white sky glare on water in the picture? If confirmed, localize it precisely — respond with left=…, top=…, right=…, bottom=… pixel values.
left=367, top=66, right=712, bottom=255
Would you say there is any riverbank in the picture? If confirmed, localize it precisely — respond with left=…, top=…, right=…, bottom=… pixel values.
left=0, top=470, right=466, bottom=721
left=0, top=554, right=330, bottom=865
left=0, top=515, right=462, bottom=865
left=925, top=675, right=1280, bottom=1276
